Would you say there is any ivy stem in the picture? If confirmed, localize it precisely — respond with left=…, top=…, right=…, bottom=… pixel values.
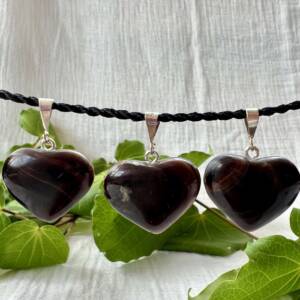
left=62, top=215, right=79, bottom=236
left=56, top=215, right=77, bottom=227
left=195, top=199, right=258, bottom=240
left=1, top=208, right=28, bottom=220
left=54, top=213, right=77, bottom=226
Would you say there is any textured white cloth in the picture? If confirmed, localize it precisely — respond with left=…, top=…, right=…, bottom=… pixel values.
left=0, top=0, right=300, bottom=299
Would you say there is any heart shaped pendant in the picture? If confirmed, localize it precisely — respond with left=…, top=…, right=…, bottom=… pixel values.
left=204, top=155, right=300, bottom=231
left=2, top=148, right=94, bottom=222
left=104, top=158, right=200, bottom=233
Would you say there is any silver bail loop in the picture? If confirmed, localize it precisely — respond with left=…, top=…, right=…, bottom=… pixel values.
left=245, top=108, right=259, bottom=142
left=38, top=98, right=56, bottom=150
left=39, top=98, right=53, bottom=133
left=244, top=108, right=260, bottom=159
left=144, top=112, right=160, bottom=162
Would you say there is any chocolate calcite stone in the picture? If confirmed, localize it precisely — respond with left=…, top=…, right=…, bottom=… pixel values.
left=104, top=158, right=200, bottom=234
left=204, top=155, right=300, bottom=231
left=2, top=148, right=94, bottom=222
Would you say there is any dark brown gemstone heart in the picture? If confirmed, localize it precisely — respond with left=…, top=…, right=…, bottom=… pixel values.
left=204, top=155, right=300, bottom=231
left=2, top=148, right=94, bottom=222
left=104, top=158, right=200, bottom=234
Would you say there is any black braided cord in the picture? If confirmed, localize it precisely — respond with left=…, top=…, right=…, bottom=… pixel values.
left=0, top=89, right=300, bottom=122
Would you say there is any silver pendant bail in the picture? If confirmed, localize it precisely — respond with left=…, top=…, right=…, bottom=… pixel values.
left=38, top=98, right=56, bottom=151
left=39, top=98, right=53, bottom=133
left=244, top=108, right=260, bottom=159
left=245, top=108, right=259, bottom=141
left=144, top=112, right=160, bottom=162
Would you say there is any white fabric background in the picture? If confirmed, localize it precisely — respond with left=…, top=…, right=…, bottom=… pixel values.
left=0, top=0, right=299, bottom=299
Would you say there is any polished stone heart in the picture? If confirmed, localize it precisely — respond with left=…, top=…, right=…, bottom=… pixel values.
left=2, top=148, right=94, bottom=222
left=104, top=158, right=200, bottom=233
left=204, top=155, right=300, bottom=231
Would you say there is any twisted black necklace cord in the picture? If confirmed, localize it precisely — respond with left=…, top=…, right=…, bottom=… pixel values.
left=0, top=89, right=299, bottom=122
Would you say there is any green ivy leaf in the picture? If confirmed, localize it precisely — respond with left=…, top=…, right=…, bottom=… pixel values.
left=192, top=273, right=300, bottom=300
left=0, top=220, right=69, bottom=269
left=70, top=172, right=106, bottom=217
left=189, top=236, right=300, bottom=300
left=61, top=144, right=75, bottom=150
left=19, top=109, right=61, bottom=147
left=70, top=219, right=92, bottom=235
left=0, top=213, right=11, bottom=232
left=92, top=195, right=250, bottom=262
left=278, top=290, right=300, bottom=299
left=290, top=208, right=300, bottom=237
left=115, top=140, right=145, bottom=161
left=188, top=270, right=239, bottom=300
left=0, top=183, right=6, bottom=208
left=179, top=151, right=211, bottom=167
left=8, top=143, right=34, bottom=154
left=5, top=200, right=29, bottom=214
left=0, top=182, right=14, bottom=205
left=92, top=158, right=112, bottom=174
left=92, top=194, right=194, bottom=262
left=162, top=208, right=251, bottom=256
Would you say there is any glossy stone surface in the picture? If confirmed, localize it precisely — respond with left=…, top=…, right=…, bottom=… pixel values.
left=204, top=155, right=300, bottom=231
left=2, top=148, right=94, bottom=222
left=104, top=158, right=200, bottom=233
